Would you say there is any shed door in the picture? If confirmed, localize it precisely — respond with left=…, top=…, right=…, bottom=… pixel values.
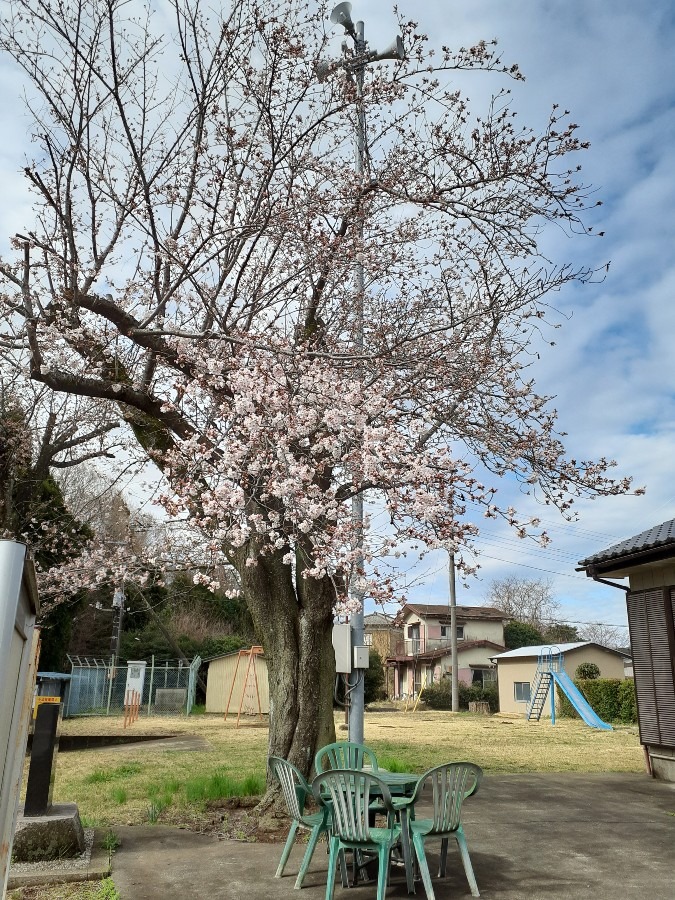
left=627, top=588, right=675, bottom=748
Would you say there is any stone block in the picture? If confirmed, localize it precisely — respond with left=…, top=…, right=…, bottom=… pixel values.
left=12, top=803, right=85, bottom=862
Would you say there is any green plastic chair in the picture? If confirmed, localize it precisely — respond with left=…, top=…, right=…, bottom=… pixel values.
left=314, top=740, right=379, bottom=775
left=403, top=762, right=482, bottom=899
left=269, top=756, right=331, bottom=889
left=312, top=769, right=401, bottom=900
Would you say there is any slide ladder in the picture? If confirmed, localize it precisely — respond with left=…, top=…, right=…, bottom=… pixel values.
left=527, top=670, right=552, bottom=721
left=526, top=647, right=612, bottom=730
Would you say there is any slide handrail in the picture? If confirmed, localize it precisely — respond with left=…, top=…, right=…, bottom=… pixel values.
left=537, top=645, right=564, bottom=674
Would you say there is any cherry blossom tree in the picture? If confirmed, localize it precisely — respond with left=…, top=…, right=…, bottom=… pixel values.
left=0, top=0, right=639, bottom=775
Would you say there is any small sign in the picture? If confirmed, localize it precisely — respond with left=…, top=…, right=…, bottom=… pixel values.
left=33, top=696, right=60, bottom=719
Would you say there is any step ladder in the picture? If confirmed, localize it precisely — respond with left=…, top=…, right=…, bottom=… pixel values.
left=526, top=647, right=564, bottom=721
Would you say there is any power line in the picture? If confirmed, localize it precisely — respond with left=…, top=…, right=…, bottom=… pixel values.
left=476, top=553, right=593, bottom=581
left=537, top=615, right=628, bottom=629
left=472, top=533, right=580, bottom=563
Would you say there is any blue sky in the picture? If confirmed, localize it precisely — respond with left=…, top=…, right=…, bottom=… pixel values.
left=353, top=0, right=675, bottom=637
left=1, top=1, right=674, bottom=640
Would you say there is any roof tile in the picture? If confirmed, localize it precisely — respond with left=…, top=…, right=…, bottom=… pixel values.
left=578, top=517, right=675, bottom=567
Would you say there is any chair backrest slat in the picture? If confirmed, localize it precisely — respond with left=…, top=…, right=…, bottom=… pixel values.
left=312, top=769, right=392, bottom=844
left=314, top=741, right=378, bottom=775
left=414, top=762, right=482, bottom=833
left=269, top=755, right=310, bottom=823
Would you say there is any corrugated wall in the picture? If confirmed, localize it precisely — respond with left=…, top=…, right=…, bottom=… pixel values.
left=206, top=653, right=270, bottom=714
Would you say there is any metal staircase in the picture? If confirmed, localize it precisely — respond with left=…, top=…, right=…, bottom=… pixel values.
left=526, top=647, right=563, bottom=721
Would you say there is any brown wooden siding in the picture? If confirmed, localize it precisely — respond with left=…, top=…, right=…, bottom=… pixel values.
left=627, top=588, right=675, bottom=748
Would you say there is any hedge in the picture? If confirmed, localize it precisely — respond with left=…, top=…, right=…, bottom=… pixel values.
left=557, top=677, right=637, bottom=724
left=423, top=679, right=499, bottom=712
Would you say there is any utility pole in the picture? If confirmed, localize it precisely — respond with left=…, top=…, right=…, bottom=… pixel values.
left=327, top=2, right=404, bottom=744
left=448, top=551, right=459, bottom=712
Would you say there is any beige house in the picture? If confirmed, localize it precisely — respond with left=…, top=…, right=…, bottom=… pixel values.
left=491, top=642, right=626, bottom=716
left=205, top=648, right=270, bottom=715
left=386, top=604, right=506, bottom=698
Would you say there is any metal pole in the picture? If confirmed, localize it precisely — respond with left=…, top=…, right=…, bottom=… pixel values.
left=148, top=654, right=155, bottom=717
left=348, top=18, right=367, bottom=745
left=449, top=551, right=459, bottom=712
left=106, top=655, right=115, bottom=716
left=111, top=585, right=125, bottom=660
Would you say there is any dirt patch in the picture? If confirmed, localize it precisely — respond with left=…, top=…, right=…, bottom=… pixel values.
left=198, top=805, right=289, bottom=844
left=148, top=795, right=290, bottom=843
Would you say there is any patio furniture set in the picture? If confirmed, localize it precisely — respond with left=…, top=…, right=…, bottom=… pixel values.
left=270, top=741, right=482, bottom=900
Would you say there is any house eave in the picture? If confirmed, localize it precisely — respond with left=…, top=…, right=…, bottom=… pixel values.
left=579, top=545, right=675, bottom=579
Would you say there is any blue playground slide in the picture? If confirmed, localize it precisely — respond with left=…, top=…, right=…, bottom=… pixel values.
left=551, top=670, right=613, bottom=730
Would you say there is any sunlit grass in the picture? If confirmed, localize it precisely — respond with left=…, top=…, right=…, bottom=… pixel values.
left=183, top=770, right=265, bottom=803
left=44, top=710, right=642, bottom=829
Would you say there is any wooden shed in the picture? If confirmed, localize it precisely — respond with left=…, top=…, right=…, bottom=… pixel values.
left=205, top=648, right=270, bottom=715
left=579, top=518, right=675, bottom=781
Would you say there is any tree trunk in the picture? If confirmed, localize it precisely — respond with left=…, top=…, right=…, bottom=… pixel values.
left=232, top=546, right=336, bottom=782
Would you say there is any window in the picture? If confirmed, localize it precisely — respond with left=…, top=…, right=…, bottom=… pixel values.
left=514, top=682, right=531, bottom=703
left=363, top=633, right=373, bottom=646
left=472, top=668, right=496, bottom=687
left=440, top=625, right=464, bottom=640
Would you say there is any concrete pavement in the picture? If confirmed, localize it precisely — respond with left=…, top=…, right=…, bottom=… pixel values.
left=109, top=773, right=675, bottom=900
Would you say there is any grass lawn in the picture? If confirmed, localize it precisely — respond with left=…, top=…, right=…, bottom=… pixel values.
left=38, top=709, right=643, bottom=830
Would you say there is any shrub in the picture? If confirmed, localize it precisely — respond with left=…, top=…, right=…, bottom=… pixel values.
left=470, top=682, right=499, bottom=712
left=421, top=679, right=498, bottom=712
left=557, top=677, right=637, bottom=723
left=364, top=649, right=386, bottom=703
left=422, top=678, right=455, bottom=710
left=575, top=662, right=600, bottom=680
left=580, top=679, right=620, bottom=721
left=618, top=678, right=638, bottom=723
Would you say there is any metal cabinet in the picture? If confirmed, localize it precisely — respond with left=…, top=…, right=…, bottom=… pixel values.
left=0, top=541, right=40, bottom=898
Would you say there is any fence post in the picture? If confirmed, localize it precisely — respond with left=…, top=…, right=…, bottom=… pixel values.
left=65, top=668, right=73, bottom=718
left=106, top=655, right=115, bottom=716
left=147, top=655, right=155, bottom=717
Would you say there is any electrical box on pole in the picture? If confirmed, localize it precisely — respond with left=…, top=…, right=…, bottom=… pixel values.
left=353, top=646, right=370, bottom=669
left=332, top=622, right=352, bottom=673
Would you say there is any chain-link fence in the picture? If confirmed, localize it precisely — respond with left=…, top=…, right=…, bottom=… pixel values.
left=64, top=656, right=200, bottom=717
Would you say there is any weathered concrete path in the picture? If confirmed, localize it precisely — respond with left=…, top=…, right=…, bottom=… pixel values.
left=110, top=773, right=675, bottom=900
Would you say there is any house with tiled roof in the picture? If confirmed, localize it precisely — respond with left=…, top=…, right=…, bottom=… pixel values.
left=385, top=603, right=507, bottom=699
left=578, top=517, right=675, bottom=781
left=363, top=612, right=402, bottom=698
